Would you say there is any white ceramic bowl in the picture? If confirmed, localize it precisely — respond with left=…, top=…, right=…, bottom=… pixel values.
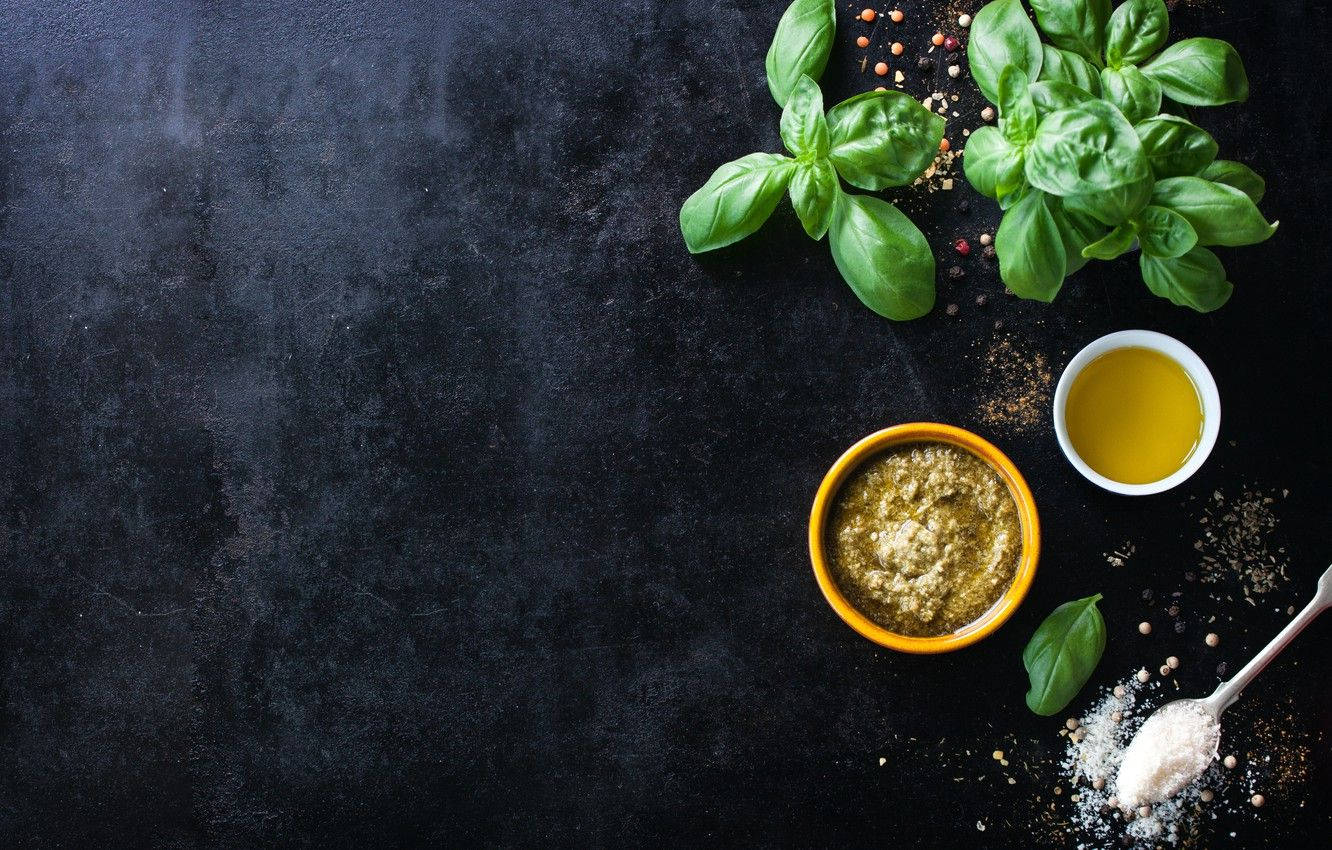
left=1053, top=330, right=1221, bottom=496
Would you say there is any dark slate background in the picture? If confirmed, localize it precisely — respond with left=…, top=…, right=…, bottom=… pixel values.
left=1, top=0, right=1328, bottom=847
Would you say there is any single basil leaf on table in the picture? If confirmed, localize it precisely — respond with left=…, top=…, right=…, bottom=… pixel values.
left=1038, top=45, right=1103, bottom=95
left=1141, top=245, right=1233, bottom=311
left=996, top=188, right=1068, bottom=302
left=789, top=158, right=838, bottom=240
left=1022, top=594, right=1106, bottom=716
left=765, top=0, right=837, bottom=107
left=827, top=193, right=936, bottom=320
left=963, top=125, right=1028, bottom=203
left=1024, top=99, right=1150, bottom=197
left=1104, top=0, right=1169, bottom=68
left=826, top=90, right=944, bottom=190
left=1135, top=115, right=1218, bottom=178
left=1029, top=80, right=1095, bottom=118
left=1049, top=197, right=1109, bottom=276
left=1063, top=174, right=1152, bottom=225
left=780, top=75, right=830, bottom=158
left=969, top=0, right=1043, bottom=104
left=679, top=153, right=796, bottom=253
left=1140, top=38, right=1249, bottom=106
left=1199, top=159, right=1265, bottom=203
left=1136, top=204, right=1198, bottom=258
left=1029, top=0, right=1110, bottom=64
left=1151, top=176, right=1278, bottom=246
left=1099, top=65, right=1162, bottom=125
left=998, top=66, right=1038, bottom=144
left=1081, top=222, right=1137, bottom=260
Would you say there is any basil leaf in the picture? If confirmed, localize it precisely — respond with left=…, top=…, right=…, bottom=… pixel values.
left=765, top=0, right=836, bottom=107
left=1199, top=159, right=1265, bottom=203
left=826, top=90, right=945, bottom=190
left=1104, top=0, right=1168, bottom=68
left=1023, top=595, right=1106, bottom=716
left=1136, top=204, right=1197, bottom=258
left=1029, top=80, right=1096, bottom=118
left=1063, top=174, right=1152, bottom=225
left=827, top=193, right=936, bottom=319
left=780, top=75, right=830, bottom=158
left=1135, top=115, right=1218, bottom=178
left=1050, top=198, right=1109, bottom=276
left=1099, top=65, right=1162, bottom=125
left=789, top=159, right=838, bottom=240
left=1151, top=176, right=1278, bottom=246
left=1039, top=45, right=1103, bottom=95
left=963, top=125, right=1028, bottom=202
left=999, top=66, right=1038, bottom=144
left=1081, top=222, right=1137, bottom=259
left=1140, top=37, right=1249, bottom=106
left=1025, top=99, right=1150, bottom=197
left=970, top=0, right=1043, bottom=104
left=1141, top=246, right=1233, bottom=311
left=997, top=189, right=1068, bottom=302
left=680, top=153, right=796, bottom=253
left=1029, top=0, right=1109, bottom=63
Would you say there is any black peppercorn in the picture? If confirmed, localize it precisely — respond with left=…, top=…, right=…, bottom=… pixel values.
left=917, top=56, right=934, bottom=72
left=975, top=293, right=987, bottom=306
left=1184, top=570, right=1197, bottom=582
left=956, top=199, right=970, bottom=214
left=982, top=244, right=997, bottom=259
left=1141, top=588, right=1154, bottom=602
left=1174, top=620, right=1187, bottom=634
left=947, top=265, right=966, bottom=280
left=945, top=303, right=959, bottom=315
left=1216, top=661, right=1228, bottom=677
left=1168, top=604, right=1180, bottom=617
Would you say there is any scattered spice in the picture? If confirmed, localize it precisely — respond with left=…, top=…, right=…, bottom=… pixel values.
left=1194, top=487, right=1290, bottom=595
left=982, top=244, right=996, bottom=259
left=972, top=335, right=1053, bottom=433
left=947, top=264, right=965, bottom=280
left=946, top=303, right=959, bottom=316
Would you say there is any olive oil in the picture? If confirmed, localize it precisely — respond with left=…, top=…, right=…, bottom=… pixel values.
left=1066, top=347, right=1204, bottom=485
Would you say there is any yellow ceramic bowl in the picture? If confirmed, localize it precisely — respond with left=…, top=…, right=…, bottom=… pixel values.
left=808, top=423, right=1040, bottom=653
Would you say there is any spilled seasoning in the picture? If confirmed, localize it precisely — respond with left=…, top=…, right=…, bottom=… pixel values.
left=1194, top=487, right=1290, bottom=597
left=972, top=334, right=1053, bottom=433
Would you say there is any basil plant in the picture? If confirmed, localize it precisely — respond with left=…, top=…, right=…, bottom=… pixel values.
left=965, top=0, right=1276, bottom=311
left=680, top=0, right=944, bottom=320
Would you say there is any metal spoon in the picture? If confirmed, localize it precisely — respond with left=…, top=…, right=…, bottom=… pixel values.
left=1119, top=563, right=1332, bottom=804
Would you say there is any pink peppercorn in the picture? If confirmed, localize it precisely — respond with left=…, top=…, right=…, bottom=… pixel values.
left=944, top=35, right=960, bottom=52
left=954, top=238, right=971, bottom=256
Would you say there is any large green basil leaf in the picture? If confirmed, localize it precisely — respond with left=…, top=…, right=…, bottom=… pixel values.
left=1029, top=80, right=1096, bottom=118
left=1081, top=222, right=1136, bottom=259
left=1104, top=0, right=1168, bottom=68
left=1141, top=38, right=1249, bottom=106
left=1151, top=176, right=1278, bottom=246
left=680, top=153, right=796, bottom=253
left=1135, top=115, right=1218, bottom=178
left=826, top=90, right=945, bottom=190
left=789, top=158, right=838, bottom=240
left=1050, top=197, right=1108, bottom=276
left=997, top=189, right=1068, bottom=302
left=1025, top=99, right=1150, bottom=197
left=970, top=0, right=1043, bottom=104
left=963, top=125, right=1028, bottom=202
left=999, top=66, right=1038, bottom=144
left=1063, top=173, right=1153, bottom=225
left=1199, top=159, right=1265, bottom=203
left=780, top=75, right=829, bottom=158
left=1099, top=65, right=1162, bottom=125
left=1136, top=204, right=1197, bottom=258
left=827, top=193, right=936, bottom=319
left=1141, top=245, right=1233, bottom=311
left=1023, top=595, right=1106, bottom=716
left=765, top=0, right=837, bottom=107
left=1029, top=0, right=1109, bottom=63
left=1039, top=45, right=1102, bottom=95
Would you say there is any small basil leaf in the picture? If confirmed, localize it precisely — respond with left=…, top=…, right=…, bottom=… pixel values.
left=789, top=158, right=838, bottom=240
left=999, top=66, right=1038, bottom=144
left=1038, top=45, right=1103, bottom=95
left=1025, top=99, right=1150, bottom=197
left=1140, top=38, right=1249, bottom=106
left=826, top=90, right=945, bottom=190
left=1199, top=159, right=1265, bottom=203
left=1050, top=197, right=1110, bottom=276
left=1029, top=80, right=1096, bottom=118
left=963, top=125, right=1028, bottom=202
left=780, top=75, right=830, bottom=158
left=679, top=153, right=796, bottom=253
left=1081, top=222, right=1137, bottom=259
left=1104, top=0, right=1168, bottom=68
left=970, top=0, right=1044, bottom=104
left=827, top=193, right=936, bottom=319
left=1029, top=0, right=1110, bottom=63
left=1141, top=246, right=1233, bottom=311
left=997, top=189, right=1068, bottom=302
left=1063, top=174, right=1153, bottom=225
left=1023, top=595, right=1106, bottom=716
left=1099, top=65, right=1162, bottom=125
left=1136, top=205, right=1197, bottom=258
left=1135, top=115, right=1219, bottom=178
left=764, top=0, right=837, bottom=107
left=1151, top=176, right=1278, bottom=247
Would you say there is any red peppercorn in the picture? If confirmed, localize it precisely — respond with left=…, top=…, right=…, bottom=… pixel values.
left=944, top=35, right=960, bottom=52
left=954, top=238, right=971, bottom=256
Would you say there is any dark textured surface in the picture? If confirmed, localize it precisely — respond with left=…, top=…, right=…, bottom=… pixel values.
left=0, top=1, right=1328, bottom=847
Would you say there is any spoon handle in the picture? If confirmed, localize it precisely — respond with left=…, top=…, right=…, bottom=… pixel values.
left=1203, top=563, right=1332, bottom=716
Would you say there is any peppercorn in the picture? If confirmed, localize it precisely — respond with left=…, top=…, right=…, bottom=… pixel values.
left=1251, top=794, right=1265, bottom=807
left=1174, top=620, right=1187, bottom=633
left=1216, top=661, right=1228, bottom=677
left=979, top=233, right=992, bottom=245
left=1141, top=588, right=1154, bottom=601
left=947, top=265, right=965, bottom=280
left=981, top=106, right=995, bottom=121
left=954, top=238, right=970, bottom=255
left=918, top=56, right=934, bottom=72
left=943, top=35, right=960, bottom=51
left=891, top=41, right=904, bottom=55
left=946, top=303, right=959, bottom=316
left=1205, top=632, right=1220, bottom=647
left=947, top=64, right=960, bottom=78
left=861, top=8, right=877, bottom=22
left=1138, top=621, right=1151, bottom=635
left=890, top=9, right=904, bottom=23
left=956, top=199, right=970, bottom=214
left=982, top=244, right=996, bottom=259
left=1168, top=604, right=1180, bottom=617
left=1224, top=754, right=1238, bottom=768
left=875, top=61, right=889, bottom=76
left=975, top=293, right=987, bottom=306
left=939, top=137, right=951, bottom=152
left=857, top=35, right=870, bottom=48
left=993, top=319, right=1004, bottom=329
left=958, top=13, right=972, bottom=27
left=931, top=32, right=944, bottom=46
left=946, top=51, right=960, bottom=65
